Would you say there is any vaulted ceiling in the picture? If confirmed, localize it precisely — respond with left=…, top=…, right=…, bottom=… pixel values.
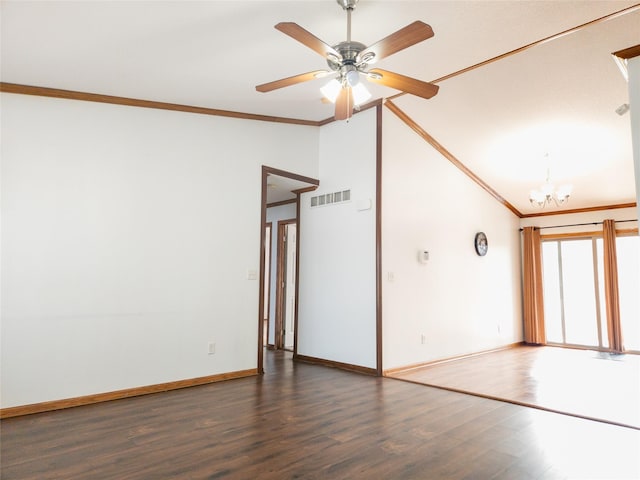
left=2, top=1, right=638, bottom=215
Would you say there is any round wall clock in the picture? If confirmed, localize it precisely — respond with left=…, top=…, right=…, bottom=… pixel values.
left=474, top=232, right=488, bottom=256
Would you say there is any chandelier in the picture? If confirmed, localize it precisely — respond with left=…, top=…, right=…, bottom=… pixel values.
left=529, top=157, right=572, bottom=208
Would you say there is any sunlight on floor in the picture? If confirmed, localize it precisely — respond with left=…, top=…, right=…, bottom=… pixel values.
left=531, top=409, right=640, bottom=479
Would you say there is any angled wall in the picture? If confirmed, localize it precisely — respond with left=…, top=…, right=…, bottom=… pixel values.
left=381, top=109, right=523, bottom=371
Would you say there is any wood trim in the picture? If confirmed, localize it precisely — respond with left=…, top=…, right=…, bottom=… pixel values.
left=258, top=167, right=268, bottom=374
left=383, top=342, right=524, bottom=376
left=293, top=354, right=378, bottom=376
left=617, top=228, right=640, bottom=236
left=263, top=166, right=320, bottom=187
left=0, top=369, right=257, bottom=419
left=375, top=104, right=383, bottom=377
left=267, top=198, right=297, bottom=209
left=385, top=100, right=522, bottom=217
left=613, top=44, right=640, bottom=59
left=541, top=228, right=638, bottom=240
left=0, top=82, right=321, bottom=127
left=292, top=185, right=318, bottom=195
left=520, top=202, right=637, bottom=218
left=263, top=222, right=273, bottom=349
left=542, top=231, right=602, bottom=240
left=293, top=194, right=302, bottom=358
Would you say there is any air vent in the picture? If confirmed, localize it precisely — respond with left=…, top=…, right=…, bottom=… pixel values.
left=310, top=189, right=351, bottom=208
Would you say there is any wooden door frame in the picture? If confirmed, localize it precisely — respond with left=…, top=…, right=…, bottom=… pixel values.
left=258, top=166, right=319, bottom=374
left=263, top=222, right=273, bottom=348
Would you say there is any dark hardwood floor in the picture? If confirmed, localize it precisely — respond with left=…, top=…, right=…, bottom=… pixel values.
left=2, top=350, right=639, bottom=479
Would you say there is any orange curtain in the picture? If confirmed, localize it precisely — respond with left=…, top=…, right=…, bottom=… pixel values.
left=523, top=226, right=546, bottom=344
left=603, top=219, right=624, bottom=352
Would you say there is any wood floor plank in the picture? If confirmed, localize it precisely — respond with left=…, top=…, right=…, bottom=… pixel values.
left=1, top=350, right=639, bottom=479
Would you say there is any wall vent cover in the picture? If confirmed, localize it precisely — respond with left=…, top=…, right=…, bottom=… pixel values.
left=310, top=189, right=350, bottom=208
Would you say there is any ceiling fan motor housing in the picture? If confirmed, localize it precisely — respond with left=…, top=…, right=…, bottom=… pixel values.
left=327, top=41, right=367, bottom=71
left=337, top=0, right=359, bottom=10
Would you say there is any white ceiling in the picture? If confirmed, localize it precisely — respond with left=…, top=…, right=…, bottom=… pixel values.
left=267, top=174, right=316, bottom=204
left=2, top=0, right=638, bottom=215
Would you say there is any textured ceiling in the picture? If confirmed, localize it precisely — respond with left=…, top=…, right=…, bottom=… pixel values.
left=2, top=1, right=638, bottom=214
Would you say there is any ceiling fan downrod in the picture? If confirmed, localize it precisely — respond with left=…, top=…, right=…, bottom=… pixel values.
left=337, top=0, right=358, bottom=42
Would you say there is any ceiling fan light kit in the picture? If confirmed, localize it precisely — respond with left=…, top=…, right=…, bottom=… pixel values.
left=255, top=0, right=439, bottom=120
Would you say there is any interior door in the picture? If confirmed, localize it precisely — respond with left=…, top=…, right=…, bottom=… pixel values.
left=284, top=224, right=297, bottom=349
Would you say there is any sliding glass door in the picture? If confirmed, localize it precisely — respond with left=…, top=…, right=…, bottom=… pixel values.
left=541, top=234, right=639, bottom=352
left=542, top=238, right=606, bottom=349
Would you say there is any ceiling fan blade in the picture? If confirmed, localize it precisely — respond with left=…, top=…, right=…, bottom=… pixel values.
left=256, top=70, right=330, bottom=93
left=334, top=87, right=354, bottom=121
left=275, top=22, right=341, bottom=60
left=358, top=21, right=434, bottom=64
left=367, top=69, right=439, bottom=100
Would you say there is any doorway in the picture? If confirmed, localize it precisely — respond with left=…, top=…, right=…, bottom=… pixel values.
left=258, top=166, right=319, bottom=374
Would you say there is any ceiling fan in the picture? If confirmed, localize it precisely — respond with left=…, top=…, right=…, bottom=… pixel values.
left=255, top=0, right=439, bottom=121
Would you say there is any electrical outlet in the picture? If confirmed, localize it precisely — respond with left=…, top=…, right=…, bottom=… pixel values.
left=497, top=324, right=501, bottom=334
left=421, top=334, right=426, bottom=345
left=208, top=342, right=216, bottom=355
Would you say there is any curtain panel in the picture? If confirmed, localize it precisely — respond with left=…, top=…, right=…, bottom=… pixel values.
left=603, top=219, right=624, bottom=352
left=523, top=226, right=546, bottom=344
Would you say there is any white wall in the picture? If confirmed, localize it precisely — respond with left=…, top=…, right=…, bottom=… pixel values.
left=628, top=56, right=640, bottom=223
left=381, top=110, right=523, bottom=371
left=297, top=108, right=378, bottom=369
left=0, top=93, right=318, bottom=407
left=265, top=202, right=296, bottom=345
